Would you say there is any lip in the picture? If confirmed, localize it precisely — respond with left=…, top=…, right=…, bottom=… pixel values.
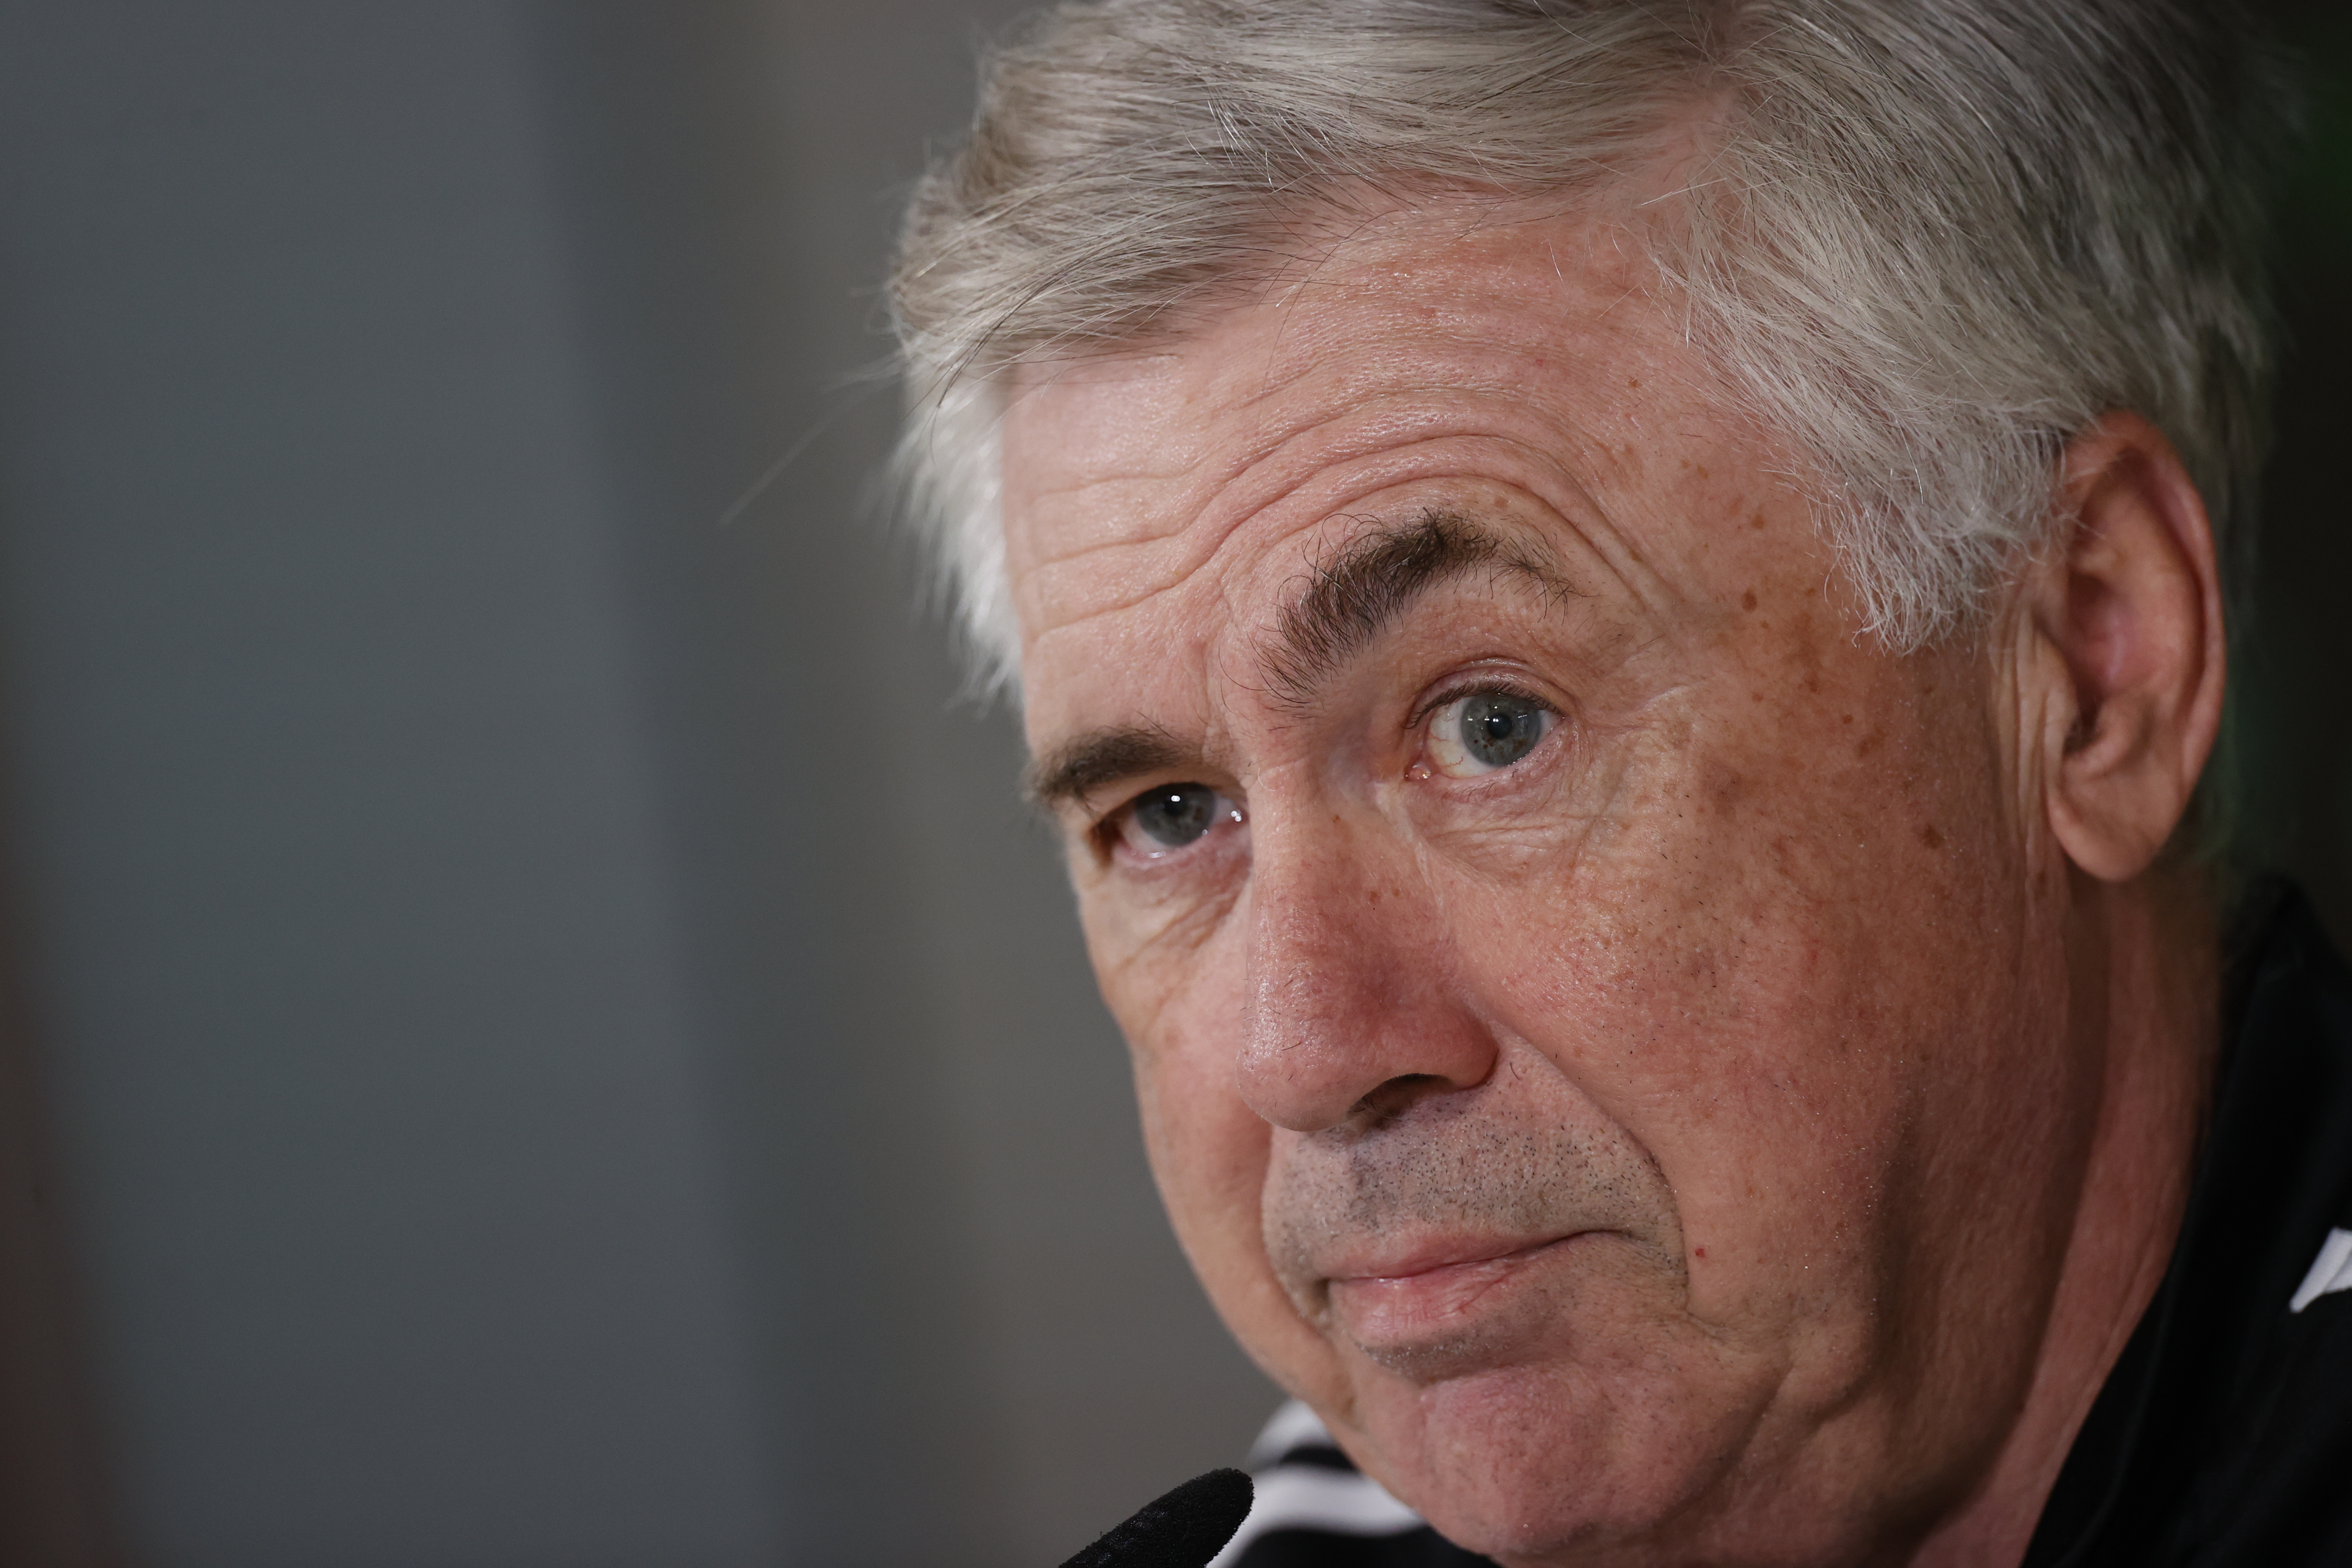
left=1322, top=1231, right=1592, bottom=1357
left=1324, top=1233, right=1579, bottom=1284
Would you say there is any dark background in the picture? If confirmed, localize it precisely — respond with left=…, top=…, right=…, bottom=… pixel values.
left=2235, top=0, right=2352, bottom=947
left=0, top=4, right=2340, bottom=1566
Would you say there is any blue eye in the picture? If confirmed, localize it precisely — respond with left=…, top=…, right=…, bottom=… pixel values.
left=1427, top=690, right=1553, bottom=778
left=1129, top=783, right=1228, bottom=850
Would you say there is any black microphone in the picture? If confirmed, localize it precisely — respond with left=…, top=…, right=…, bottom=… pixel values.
left=1058, top=1467, right=1255, bottom=1568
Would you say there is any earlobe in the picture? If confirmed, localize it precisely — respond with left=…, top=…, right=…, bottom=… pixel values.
left=2036, top=413, right=2227, bottom=882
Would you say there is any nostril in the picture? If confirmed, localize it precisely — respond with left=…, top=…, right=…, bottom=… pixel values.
left=1349, top=1072, right=1457, bottom=1130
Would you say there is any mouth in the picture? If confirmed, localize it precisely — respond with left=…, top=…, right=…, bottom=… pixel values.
left=1321, top=1232, right=1596, bottom=1365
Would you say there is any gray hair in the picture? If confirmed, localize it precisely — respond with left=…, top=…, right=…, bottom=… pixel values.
left=889, top=0, right=2287, bottom=695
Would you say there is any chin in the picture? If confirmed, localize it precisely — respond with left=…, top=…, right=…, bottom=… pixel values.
left=1336, top=1357, right=1767, bottom=1566
left=1341, top=1365, right=1638, bottom=1559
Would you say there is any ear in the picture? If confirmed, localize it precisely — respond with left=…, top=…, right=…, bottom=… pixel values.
left=2033, top=412, right=2227, bottom=882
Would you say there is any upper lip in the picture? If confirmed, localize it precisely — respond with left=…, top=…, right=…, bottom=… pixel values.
left=1317, top=1231, right=1587, bottom=1283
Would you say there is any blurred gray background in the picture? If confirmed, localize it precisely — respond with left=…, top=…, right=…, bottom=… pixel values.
left=0, top=4, right=2343, bottom=1568
left=0, top=5, right=1274, bottom=1567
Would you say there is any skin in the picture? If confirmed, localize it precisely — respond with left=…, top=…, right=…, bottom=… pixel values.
left=1001, top=198, right=2225, bottom=1566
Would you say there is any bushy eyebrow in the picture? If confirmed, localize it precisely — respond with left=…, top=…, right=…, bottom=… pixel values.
left=1026, top=511, right=1573, bottom=813
left=1026, top=725, right=1189, bottom=812
left=1262, top=509, right=1571, bottom=706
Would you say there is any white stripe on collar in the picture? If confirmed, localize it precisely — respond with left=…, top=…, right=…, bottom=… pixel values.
left=2289, top=1227, right=2352, bottom=1313
left=1246, top=1400, right=1335, bottom=1467
left=1217, top=1400, right=1428, bottom=1566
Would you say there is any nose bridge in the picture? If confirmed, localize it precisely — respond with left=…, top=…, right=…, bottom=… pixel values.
left=1235, top=803, right=1492, bottom=1132
left=1244, top=827, right=1381, bottom=1035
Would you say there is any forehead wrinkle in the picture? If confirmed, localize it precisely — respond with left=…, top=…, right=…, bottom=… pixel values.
left=1017, top=423, right=1439, bottom=645
left=1017, top=326, right=1651, bottom=631
left=1063, top=322, right=1589, bottom=552
left=1027, top=419, right=1602, bottom=638
left=1258, top=508, right=1582, bottom=711
left=1021, top=415, right=1673, bottom=695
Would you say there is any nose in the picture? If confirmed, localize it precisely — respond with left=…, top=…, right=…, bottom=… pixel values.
left=1233, top=813, right=1499, bottom=1133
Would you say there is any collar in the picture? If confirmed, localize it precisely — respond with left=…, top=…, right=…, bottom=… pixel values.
left=2024, top=880, right=2352, bottom=1566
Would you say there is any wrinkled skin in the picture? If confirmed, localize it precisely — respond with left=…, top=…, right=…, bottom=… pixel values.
left=1001, top=203, right=2220, bottom=1566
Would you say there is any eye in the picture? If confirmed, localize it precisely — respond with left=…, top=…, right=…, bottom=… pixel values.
left=1114, top=782, right=1244, bottom=857
left=1426, top=689, right=1555, bottom=778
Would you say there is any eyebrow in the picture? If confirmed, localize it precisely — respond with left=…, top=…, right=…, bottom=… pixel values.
left=1262, top=509, right=1571, bottom=706
left=1025, top=510, right=1572, bottom=812
left=1027, top=725, right=1189, bottom=812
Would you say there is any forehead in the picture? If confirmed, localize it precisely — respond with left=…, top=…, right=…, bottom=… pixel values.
left=997, top=207, right=1767, bottom=735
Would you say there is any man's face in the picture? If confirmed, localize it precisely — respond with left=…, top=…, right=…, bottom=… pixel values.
left=1003, top=210, right=2092, bottom=1563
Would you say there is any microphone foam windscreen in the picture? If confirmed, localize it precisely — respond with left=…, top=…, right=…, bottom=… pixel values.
left=1058, top=1467, right=1255, bottom=1568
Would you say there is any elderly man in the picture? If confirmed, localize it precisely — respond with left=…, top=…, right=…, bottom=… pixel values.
left=888, top=2, right=2347, bottom=1563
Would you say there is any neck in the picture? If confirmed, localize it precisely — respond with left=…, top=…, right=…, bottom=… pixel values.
left=1910, top=871, right=2221, bottom=1568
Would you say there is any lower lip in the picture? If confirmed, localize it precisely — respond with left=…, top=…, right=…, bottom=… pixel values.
left=1325, top=1235, right=1586, bottom=1348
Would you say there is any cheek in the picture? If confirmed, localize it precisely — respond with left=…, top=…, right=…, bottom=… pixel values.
left=1437, top=654, right=2041, bottom=1325
left=1090, top=902, right=1325, bottom=1370
left=1125, top=985, right=1262, bottom=1269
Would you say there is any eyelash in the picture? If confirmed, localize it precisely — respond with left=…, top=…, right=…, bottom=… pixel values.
left=1410, top=677, right=1549, bottom=733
